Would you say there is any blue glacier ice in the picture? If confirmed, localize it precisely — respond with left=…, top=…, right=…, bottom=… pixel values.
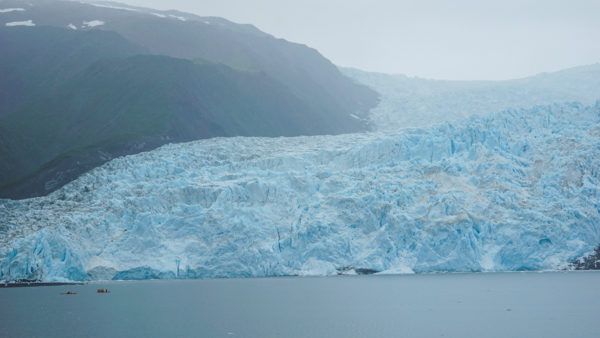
left=1, top=100, right=599, bottom=282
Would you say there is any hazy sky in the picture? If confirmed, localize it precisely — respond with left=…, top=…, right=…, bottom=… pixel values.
left=122, top=0, right=600, bottom=80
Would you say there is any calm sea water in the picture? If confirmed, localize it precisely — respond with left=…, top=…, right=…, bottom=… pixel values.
left=1, top=271, right=598, bottom=338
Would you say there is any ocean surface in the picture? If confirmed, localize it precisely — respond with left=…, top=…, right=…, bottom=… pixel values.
left=1, top=271, right=599, bottom=338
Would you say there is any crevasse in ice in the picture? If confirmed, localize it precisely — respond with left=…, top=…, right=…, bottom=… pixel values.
left=1, top=101, right=599, bottom=281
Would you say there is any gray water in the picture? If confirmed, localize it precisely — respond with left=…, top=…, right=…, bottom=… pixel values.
left=1, top=272, right=599, bottom=338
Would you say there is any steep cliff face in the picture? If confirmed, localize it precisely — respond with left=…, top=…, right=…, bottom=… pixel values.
left=1, top=102, right=599, bottom=281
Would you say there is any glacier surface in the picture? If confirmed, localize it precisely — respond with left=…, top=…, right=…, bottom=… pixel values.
left=1, top=102, right=599, bottom=281
left=343, top=64, right=600, bottom=130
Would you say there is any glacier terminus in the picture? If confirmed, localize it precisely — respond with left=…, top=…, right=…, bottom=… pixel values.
left=1, top=97, right=599, bottom=281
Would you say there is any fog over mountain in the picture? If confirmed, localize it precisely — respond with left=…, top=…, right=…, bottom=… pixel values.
left=123, top=0, right=600, bottom=80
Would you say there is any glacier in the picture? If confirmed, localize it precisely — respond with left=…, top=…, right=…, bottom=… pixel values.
left=343, top=64, right=600, bottom=130
left=1, top=101, right=599, bottom=282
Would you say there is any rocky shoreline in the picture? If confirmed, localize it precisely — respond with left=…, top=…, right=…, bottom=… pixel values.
left=571, top=246, right=600, bottom=270
left=1, top=281, right=83, bottom=288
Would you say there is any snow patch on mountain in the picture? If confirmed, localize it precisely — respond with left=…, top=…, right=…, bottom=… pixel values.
left=5, top=19, right=34, bottom=26
left=89, top=3, right=139, bottom=12
left=86, top=2, right=189, bottom=22
left=0, top=8, right=25, bottom=13
left=168, top=14, right=186, bottom=21
left=82, top=20, right=105, bottom=28
left=1, top=102, right=598, bottom=282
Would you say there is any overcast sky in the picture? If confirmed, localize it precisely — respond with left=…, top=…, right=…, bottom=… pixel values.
left=122, top=0, right=600, bottom=80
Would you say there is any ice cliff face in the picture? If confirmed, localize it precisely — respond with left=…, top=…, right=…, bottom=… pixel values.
left=1, top=102, right=599, bottom=281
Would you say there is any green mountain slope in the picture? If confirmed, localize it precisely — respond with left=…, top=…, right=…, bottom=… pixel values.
left=0, top=26, right=145, bottom=116
left=0, top=25, right=374, bottom=198
left=0, top=0, right=379, bottom=199
left=0, top=0, right=378, bottom=119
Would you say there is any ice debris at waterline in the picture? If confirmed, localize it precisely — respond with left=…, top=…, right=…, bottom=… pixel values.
left=1, top=102, right=600, bottom=282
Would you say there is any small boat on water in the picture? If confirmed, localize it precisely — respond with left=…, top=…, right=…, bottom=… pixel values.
left=61, top=291, right=77, bottom=295
left=97, top=288, right=110, bottom=294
